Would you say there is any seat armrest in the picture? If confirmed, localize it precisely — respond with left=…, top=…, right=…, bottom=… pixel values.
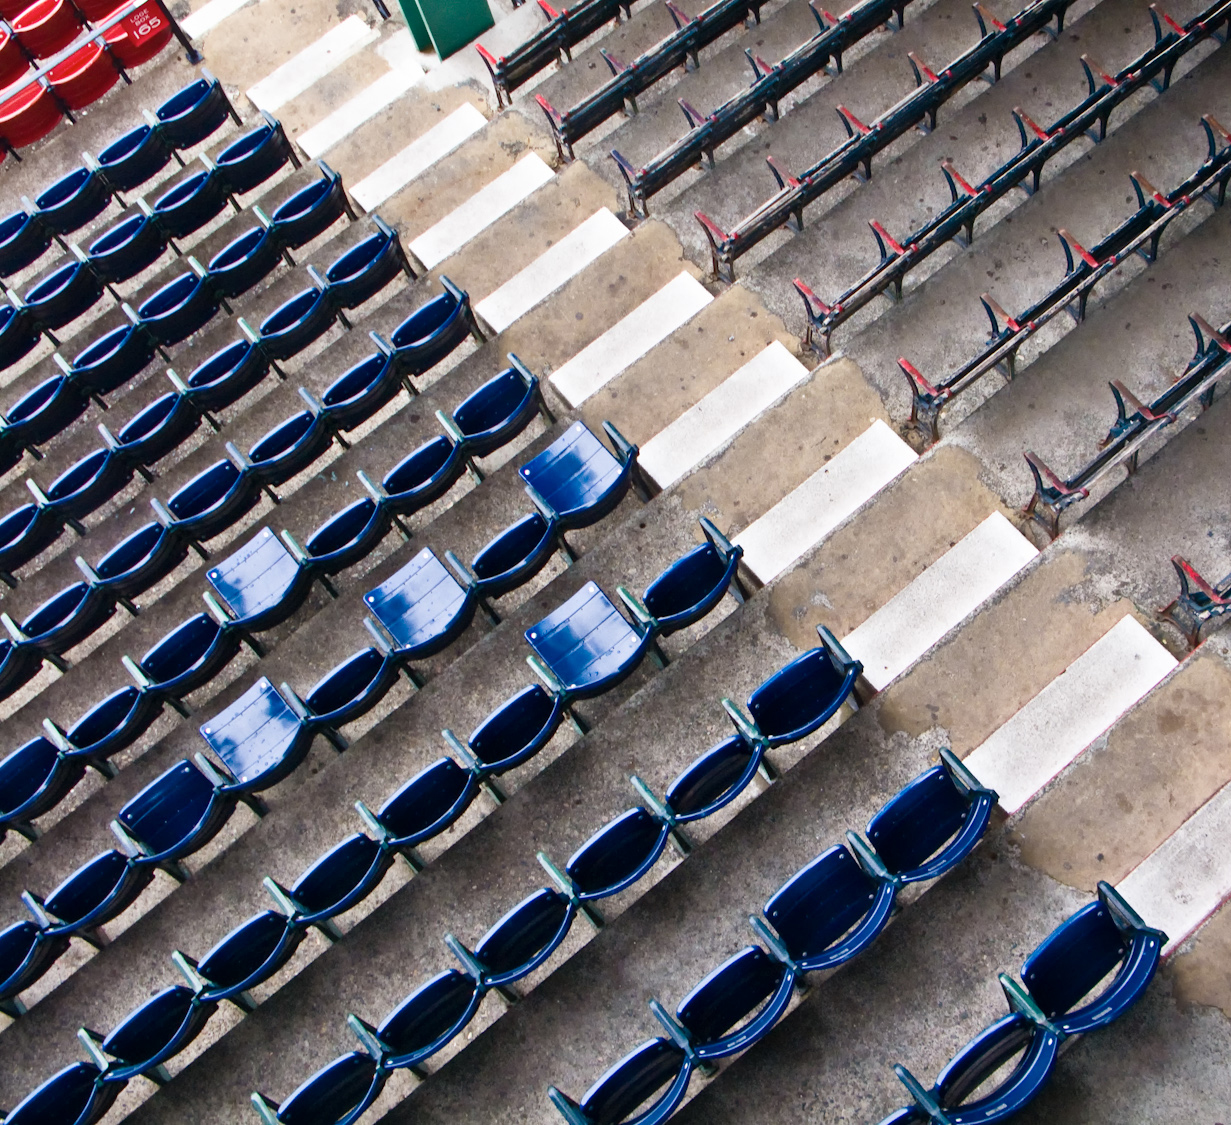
left=846, top=829, right=895, bottom=884
left=77, top=1027, right=110, bottom=1070
left=648, top=997, right=692, bottom=1051
left=166, top=368, right=190, bottom=395
left=52, top=351, right=74, bottom=377
left=1, top=612, right=26, bottom=644
left=353, top=799, right=388, bottom=842
left=237, top=316, right=261, bottom=345
left=97, top=422, right=122, bottom=454
left=939, top=746, right=995, bottom=800
left=279, top=681, right=312, bottom=724
left=279, top=528, right=309, bottom=565
left=187, top=255, right=209, bottom=281
left=369, top=329, right=395, bottom=358
left=629, top=775, right=673, bottom=823
left=21, top=890, right=51, bottom=928
left=441, top=727, right=479, bottom=769
left=616, top=585, right=655, bottom=634
left=440, top=275, right=469, bottom=307
left=306, top=263, right=327, bottom=291
left=262, top=875, right=302, bottom=918
left=1097, top=880, right=1164, bottom=940
left=225, top=439, right=254, bottom=473
left=524, top=481, right=557, bottom=522
left=362, top=614, right=398, bottom=654
left=444, top=549, right=478, bottom=591
left=122, top=653, right=155, bottom=691
left=356, top=470, right=388, bottom=505
left=195, top=751, right=237, bottom=789
left=444, top=932, right=485, bottom=982
left=75, top=554, right=104, bottom=586
left=202, top=589, right=236, bottom=626
left=602, top=419, right=638, bottom=465
left=699, top=516, right=740, bottom=562
left=150, top=496, right=176, bottom=529
left=250, top=1092, right=282, bottom=1125
left=508, top=352, right=537, bottom=389
left=435, top=408, right=465, bottom=446
left=816, top=623, right=859, bottom=674
left=41, top=717, right=73, bottom=753
left=999, top=972, right=1059, bottom=1035
left=109, top=818, right=144, bottom=858
left=347, top=1012, right=387, bottom=1059
left=25, top=477, right=51, bottom=508
left=720, top=697, right=760, bottom=744
left=526, top=652, right=566, bottom=695
left=172, top=949, right=207, bottom=992
left=296, top=385, right=324, bottom=416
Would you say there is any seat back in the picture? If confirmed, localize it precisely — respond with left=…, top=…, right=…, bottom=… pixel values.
left=64, top=685, right=143, bottom=751
left=140, top=612, right=223, bottom=683
left=866, top=764, right=972, bottom=877
left=197, top=909, right=294, bottom=990
left=566, top=807, right=664, bottom=898
left=521, top=421, right=623, bottom=522
left=664, top=734, right=757, bottom=820
left=290, top=833, right=383, bottom=914
left=748, top=646, right=846, bottom=742
left=473, top=887, right=571, bottom=976
left=102, top=984, right=196, bottom=1063
left=44, top=848, right=130, bottom=922
left=276, top=1051, right=379, bottom=1124
left=304, top=647, right=388, bottom=721
left=167, top=458, right=241, bottom=519
left=0, top=735, right=60, bottom=815
left=1020, top=901, right=1128, bottom=1020
left=208, top=527, right=300, bottom=620
left=642, top=542, right=725, bottom=622
left=378, top=968, right=477, bottom=1057
left=3, top=1062, right=112, bottom=1125
left=364, top=548, right=469, bottom=652
left=199, top=677, right=302, bottom=789
left=763, top=845, right=879, bottom=960
left=117, top=759, right=214, bottom=855
left=525, top=582, right=641, bottom=692
left=377, top=756, right=473, bottom=844
left=676, top=945, right=784, bottom=1046
left=452, top=367, right=528, bottom=438
left=467, top=683, right=561, bottom=770
left=580, top=1038, right=687, bottom=1125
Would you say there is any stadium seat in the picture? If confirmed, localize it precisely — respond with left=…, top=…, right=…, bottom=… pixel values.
left=12, top=0, right=82, bottom=60
left=168, top=337, right=273, bottom=423
left=205, top=526, right=321, bottom=634
left=285, top=496, right=391, bottom=582
left=0, top=25, right=27, bottom=89
left=861, top=749, right=997, bottom=885
left=263, top=161, right=354, bottom=250
left=318, top=336, right=408, bottom=436
left=151, top=453, right=260, bottom=556
left=214, top=111, right=299, bottom=195
left=323, top=216, right=412, bottom=310
left=173, top=908, right=306, bottom=1011
left=0, top=497, right=64, bottom=586
left=251, top=1051, right=383, bottom=1125
left=280, top=637, right=401, bottom=736
left=42, top=683, right=163, bottom=766
left=27, top=446, right=131, bottom=531
left=750, top=843, right=896, bottom=975
left=21, top=258, right=103, bottom=330
left=0, top=1061, right=119, bottom=1125
left=100, top=389, right=201, bottom=469
left=386, top=276, right=481, bottom=375
left=228, top=391, right=334, bottom=496
left=133, top=261, right=221, bottom=346
left=77, top=520, right=190, bottom=611
left=149, top=165, right=233, bottom=242
left=0, top=80, right=63, bottom=152
left=91, top=124, right=173, bottom=194
left=123, top=607, right=247, bottom=713
left=520, top=420, right=641, bottom=534
left=2, top=373, right=88, bottom=457
left=23, top=846, right=155, bottom=945
left=149, top=72, right=238, bottom=151
left=439, top=353, right=552, bottom=475
left=86, top=213, right=167, bottom=283
left=358, top=433, right=467, bottom=526
left=0, top=635, right=41, bottom=697
left=48, top=41, right=121, bottom=113
left=245, top=280, right=343, bottom=366
left=207, top=223, right=282, bottom=299
left=1018, top=880, right=1166, bottom=1036
left=447, top=510, right=559, bottom=622
left=0, top=735, right=85, bottom=843
left=639, top=518, right=744, bottom=636
left=0, top=917, right=70, bottom=1017
left=56, top=319, right=156, bottom=402
left=0, top=208, right=51, bottom=277
left=31, top=165, right=111, bottom=235
left=2, top=578, right=116, bottom=668
left=548, top=1037, right=693, bottom=1125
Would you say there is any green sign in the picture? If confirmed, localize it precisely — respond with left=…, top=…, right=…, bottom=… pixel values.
left=403, top=0, right=495, bottom=59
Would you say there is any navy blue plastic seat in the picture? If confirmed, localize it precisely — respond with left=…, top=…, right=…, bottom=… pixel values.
left=33, top=167, right=111, bottom=236
left=0, top=499, right=63, bottom=586
left=249, top=283, right=342, bottom=364
left=548, top=1038, right=692, bottom=1125
left=448, top=510, right=557, bottom=618
left=324, top=216, right=411, bottom=309
left=205, top=525, right=318, bottom=633
left=173, top=908, right=304, bottom=1011
left=22, top=259, right=103, bottom=329
left=1019, top=881, right=1165, bottom=1036
left=282, top=640, right=401, bottom=736
left=23, top=847, right=155, bottom=945
left=251, top=1051, right=383, bottom=1125
left=347, top=968, right=481, bottom=1073
left=751, top=842, right=896, bottom=975
left=525, top=581, right=652, bottom=702
left=387, top=276, right=480, bottom=375
left=447, top=886, right=575, bottom=997
left=29, top=447, right=131, bottom=531
left=0, top=735, right=85, bottom=843
left=520, top=420, right=640, bottom=532
left=150, top=72, right=236, bottom=150
left=319, top=337, right=406, bottom=434
left=150, top=166, right=232, bottom=241
left=0, top=918, right=70, bottom=1018
left=208, top=224, right=281, bottom=299
left=2, top=373, right=88, bottom=456
left=215, top=111, right=298, bottom=195
left=43, top=684, right=162, bottom=767
left=262, top=832, right=392, bottom=939
left=60, top=320, right=156, bottom=399
left=125, top=608, right=246, bottom=713
left=152, top=454, right=259, bottom=554
left=265, top=161, right=354, bottom=249
left=134, top=263, right=221, bottom=346
left=291, top=496, right=390, bottom=578
left=650, top=944, right=794, bottom=1062
left=77, top=520, right=189, bottom=607
left=199, top=676, right=317, bottom=794
left=360, top=433, right=466, bottom=522
left=363, top=547, right=477, bottom=671
left=230, top=393, right=333, bottom=493
left=354, top=755, right=477, bottom=867
left=0, top=1061, right=119, bottom=1125
left=92, top=124, right=173, bottom=193
left=885, top=1011, right=1060, bottom=1125
left=101, top=390, right=200, bottom=469
left=112, top=757, right=241, bottom=879
left=442, top=354, right=552, bottom=469
left=0, top=302, right=41, bottom=375
left=0, top=636, right=42, bottom=698
left=641, top=519, right=744, bottom=636
left=86, top=212, right=166, bottom=283
left=170, top=337, right=272, bottom=420
left=0, top=210, right=52, bottom=277
left=3, top=579, right=116, bottom=667
left=78, top=984, right=217, bottom=1085
left=724, top=625, right=862, bottom=750
left=863, top=750, right=996, bottom=885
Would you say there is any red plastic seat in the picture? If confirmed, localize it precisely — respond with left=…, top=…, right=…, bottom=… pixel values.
left=49, top=40, right=118, bottom=109
left=74, top=0, right=123, bottom=19
left=104, top=10, right=171, bottom=68
left=0, top=80, right=62, bottom=148
left=0, top=27, right=29, bottom=87
left=13, top=0, right=83, bottom=58
left=0, top=0, right=32, bottom=19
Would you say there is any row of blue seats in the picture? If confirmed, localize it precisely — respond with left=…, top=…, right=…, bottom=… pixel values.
left=0, top=516, right=751, bottom=1122
left=548, top=745, right=997, bottom=1125
left=0, top=220, right=425, bottom=599
left=0, top=205, right=408, bottom=574
left=0, top=416, right=648, bottom=1025
left=248, top=623, right=858, bottom=1124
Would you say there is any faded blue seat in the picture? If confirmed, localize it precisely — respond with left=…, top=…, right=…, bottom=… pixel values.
left=265, top=161, right=354, bottom=250
left=199, top=676, right=318, bottom=794
left=751, top=842, right=896, bottom=975
left=363, top=547, right=477, bottom=676
left=0, top=302, right=40, bottom=374
left=447, top=886, right=575, bottom=999
left=152, top=454, right=259, bottom=555
left=85, top=212, right=166, bottom=283
left=205, top=526, right=319, bottom=634
left=174, top=908, right=305, bottom=1012
left=520, top=420, right=640, bottom=533
left=0, top=209, right=51, bottom=277
left=723, top=625, right=861, bottom=750
left=27, top=448, right=130, bottom=533
left=0, top=917, right=70, bottom=1018
left=42, top=684, right=162, bottom=768
left=0, top=1061, right=119, bottom=1125
left=0, top=736, right=87, bottom=844
left=208, top=224, right=281, bottom=299
left=862, top=749, right=996, bottom=885
left=440, top=354, right=552, bottom=471
left=290, top=496, right=390, bottom=579
left=319, top=336, right=407, bottom=435
left=78, top=984, right=217, bottom=1085
left=2, top=579, right=116, bottom=668
left=281, top=638, right=401, bottom=736
left=251, top=1051, right=383, bottom=1125
left=347, top=968, right=481, bottom=1074
left=169, top=337, right=272, bottom=421
left=525, top=581, right=652, bottom=703
left=112, top=757, right=242, bottom=880
left=133, top=262, right=221, bottom=346
left=125, top=608, right=247, bottom=714
left=59, top=319, right=156, bottom=400
left=1019, top=880, right=1165, bottom=1036
left=77, top=520, right=190, bottom=608
left=150, top=166, right=233, bottom=242
left=3, top=373, right=86, bottom=457
left=23, top=847, right=155, bottom=946
left=387, top=276, right=481, bottom=375
left=100, top=390, right=200, bottom=470
left=32, top=166, right=111, bottom=236
left=448, top=510, right=558, bottom=622
left=323, top=216, right=411, bottom=309
left=229, top=391, right=333, bottom=495
left=640, top=519, right=744, bottom=636
left=649, top=943, right=794, bottom=1062
left=92, top=124, right=173, bottom=193
left=150, top=71, right=237, bottom=150
left=0, top=499, right=64, bottom=586
left=215, top=111, right=299, bottom=195
left=247, top=282, right=343, bottom=366
left=359, top=433, right=466, bottom=524
left=548, top=1038, right=692, bottom=1125
left=22, top=259, right=103, bottom=330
